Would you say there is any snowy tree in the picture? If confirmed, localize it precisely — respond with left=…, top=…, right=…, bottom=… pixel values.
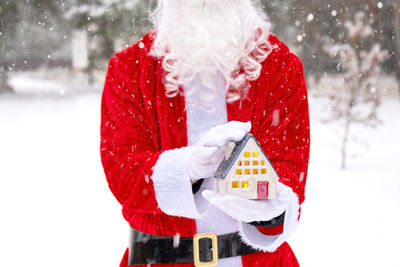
left=259, top=0, right=344, bottom=80
left=66, top=0, right=154, bottom=60
left=1, top=0, right=71, bottom=94
left=0, top=1, right=18, bottom=93
left=323, top=11, right=388, bottom=169
left=393, top=0, right=400, bottom=99
left=11, top=1, right=69, bottom=64
left=65, top=0, right=154, bottom=82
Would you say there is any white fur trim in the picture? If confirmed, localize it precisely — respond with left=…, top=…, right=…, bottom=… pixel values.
left=151, top=146, right=200, bottom=219
left=237, top=183, right=300, bottom=252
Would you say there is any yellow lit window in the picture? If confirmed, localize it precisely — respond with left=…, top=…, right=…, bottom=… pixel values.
left=236, top=169, right=242, bottom=175
left=245, top=169, right=251, bottom=175
left=252, top=152, right=259, bottom=157
left=253, top=169, right=259, bottom=174
left=261, top=168, right=267, bottom=174
left=244, top=152, right=250, bottom=158
left=242, top=181, right=249, bottom=188
left=261, top=160, right=265, bottom=165
left=253, top=160, right=258, bottom=166
left=244, top=160, right=250, bottom=166
left=232, top=181, right=239, bottom=188
left=238, top=161, right=242, bottom=166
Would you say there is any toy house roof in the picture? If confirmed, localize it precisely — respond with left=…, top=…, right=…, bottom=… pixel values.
left=213, top=133, right=279, bottom=180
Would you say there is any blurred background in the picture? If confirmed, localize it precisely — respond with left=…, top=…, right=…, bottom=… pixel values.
left=0, top=0, right=399, bottom=266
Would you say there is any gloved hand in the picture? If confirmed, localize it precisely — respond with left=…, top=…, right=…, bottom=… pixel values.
left=188, top=121, right=251, bottom=179
left=201, top=182, right=292, bottom=222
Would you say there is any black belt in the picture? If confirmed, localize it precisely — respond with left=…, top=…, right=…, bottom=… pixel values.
left=128, top=228, right=259, bottom=266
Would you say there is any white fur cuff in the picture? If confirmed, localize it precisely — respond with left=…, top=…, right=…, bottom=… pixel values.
left=237, top=184, right=300, bottom=252
left=151, top=146, right=200, bottom=219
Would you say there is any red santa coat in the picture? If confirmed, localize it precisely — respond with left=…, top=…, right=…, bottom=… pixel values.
left=100, top=30, right=310, bottom=267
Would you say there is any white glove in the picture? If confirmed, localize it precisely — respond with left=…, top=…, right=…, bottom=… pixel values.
left=188, top=121, right=251, bottom=179
left=201, top=182, right=292, bottom=222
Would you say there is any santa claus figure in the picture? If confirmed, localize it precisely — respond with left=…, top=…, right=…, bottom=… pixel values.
left=100, top=0, right=310, bottom=266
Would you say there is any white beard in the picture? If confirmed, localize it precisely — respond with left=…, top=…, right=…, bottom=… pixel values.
left=150, top=0, right=272, bottom=103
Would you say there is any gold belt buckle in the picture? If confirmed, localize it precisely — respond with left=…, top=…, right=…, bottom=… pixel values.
left=193, top=233, right=218, bottom=267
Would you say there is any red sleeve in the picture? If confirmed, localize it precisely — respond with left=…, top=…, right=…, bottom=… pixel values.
left=254, top=46, right=310, bottom=234
left=256, top=51, right=310, bottom=205
left=100, top=49, right=162, bottom=214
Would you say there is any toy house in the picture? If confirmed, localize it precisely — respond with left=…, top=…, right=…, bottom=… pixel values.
left=214, top=133, right=279, bottom=200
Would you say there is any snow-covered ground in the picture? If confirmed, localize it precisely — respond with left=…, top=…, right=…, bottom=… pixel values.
left=0, top=81, right=399, bottom=266
left=7, top=68, right=105, bottom=96
left=291, top=97, right=400, bottom=267
left=0, top=92, right=127, bottom=267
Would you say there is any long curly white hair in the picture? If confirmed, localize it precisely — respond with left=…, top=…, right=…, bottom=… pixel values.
left=150, top=0, right=273, bottom=103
